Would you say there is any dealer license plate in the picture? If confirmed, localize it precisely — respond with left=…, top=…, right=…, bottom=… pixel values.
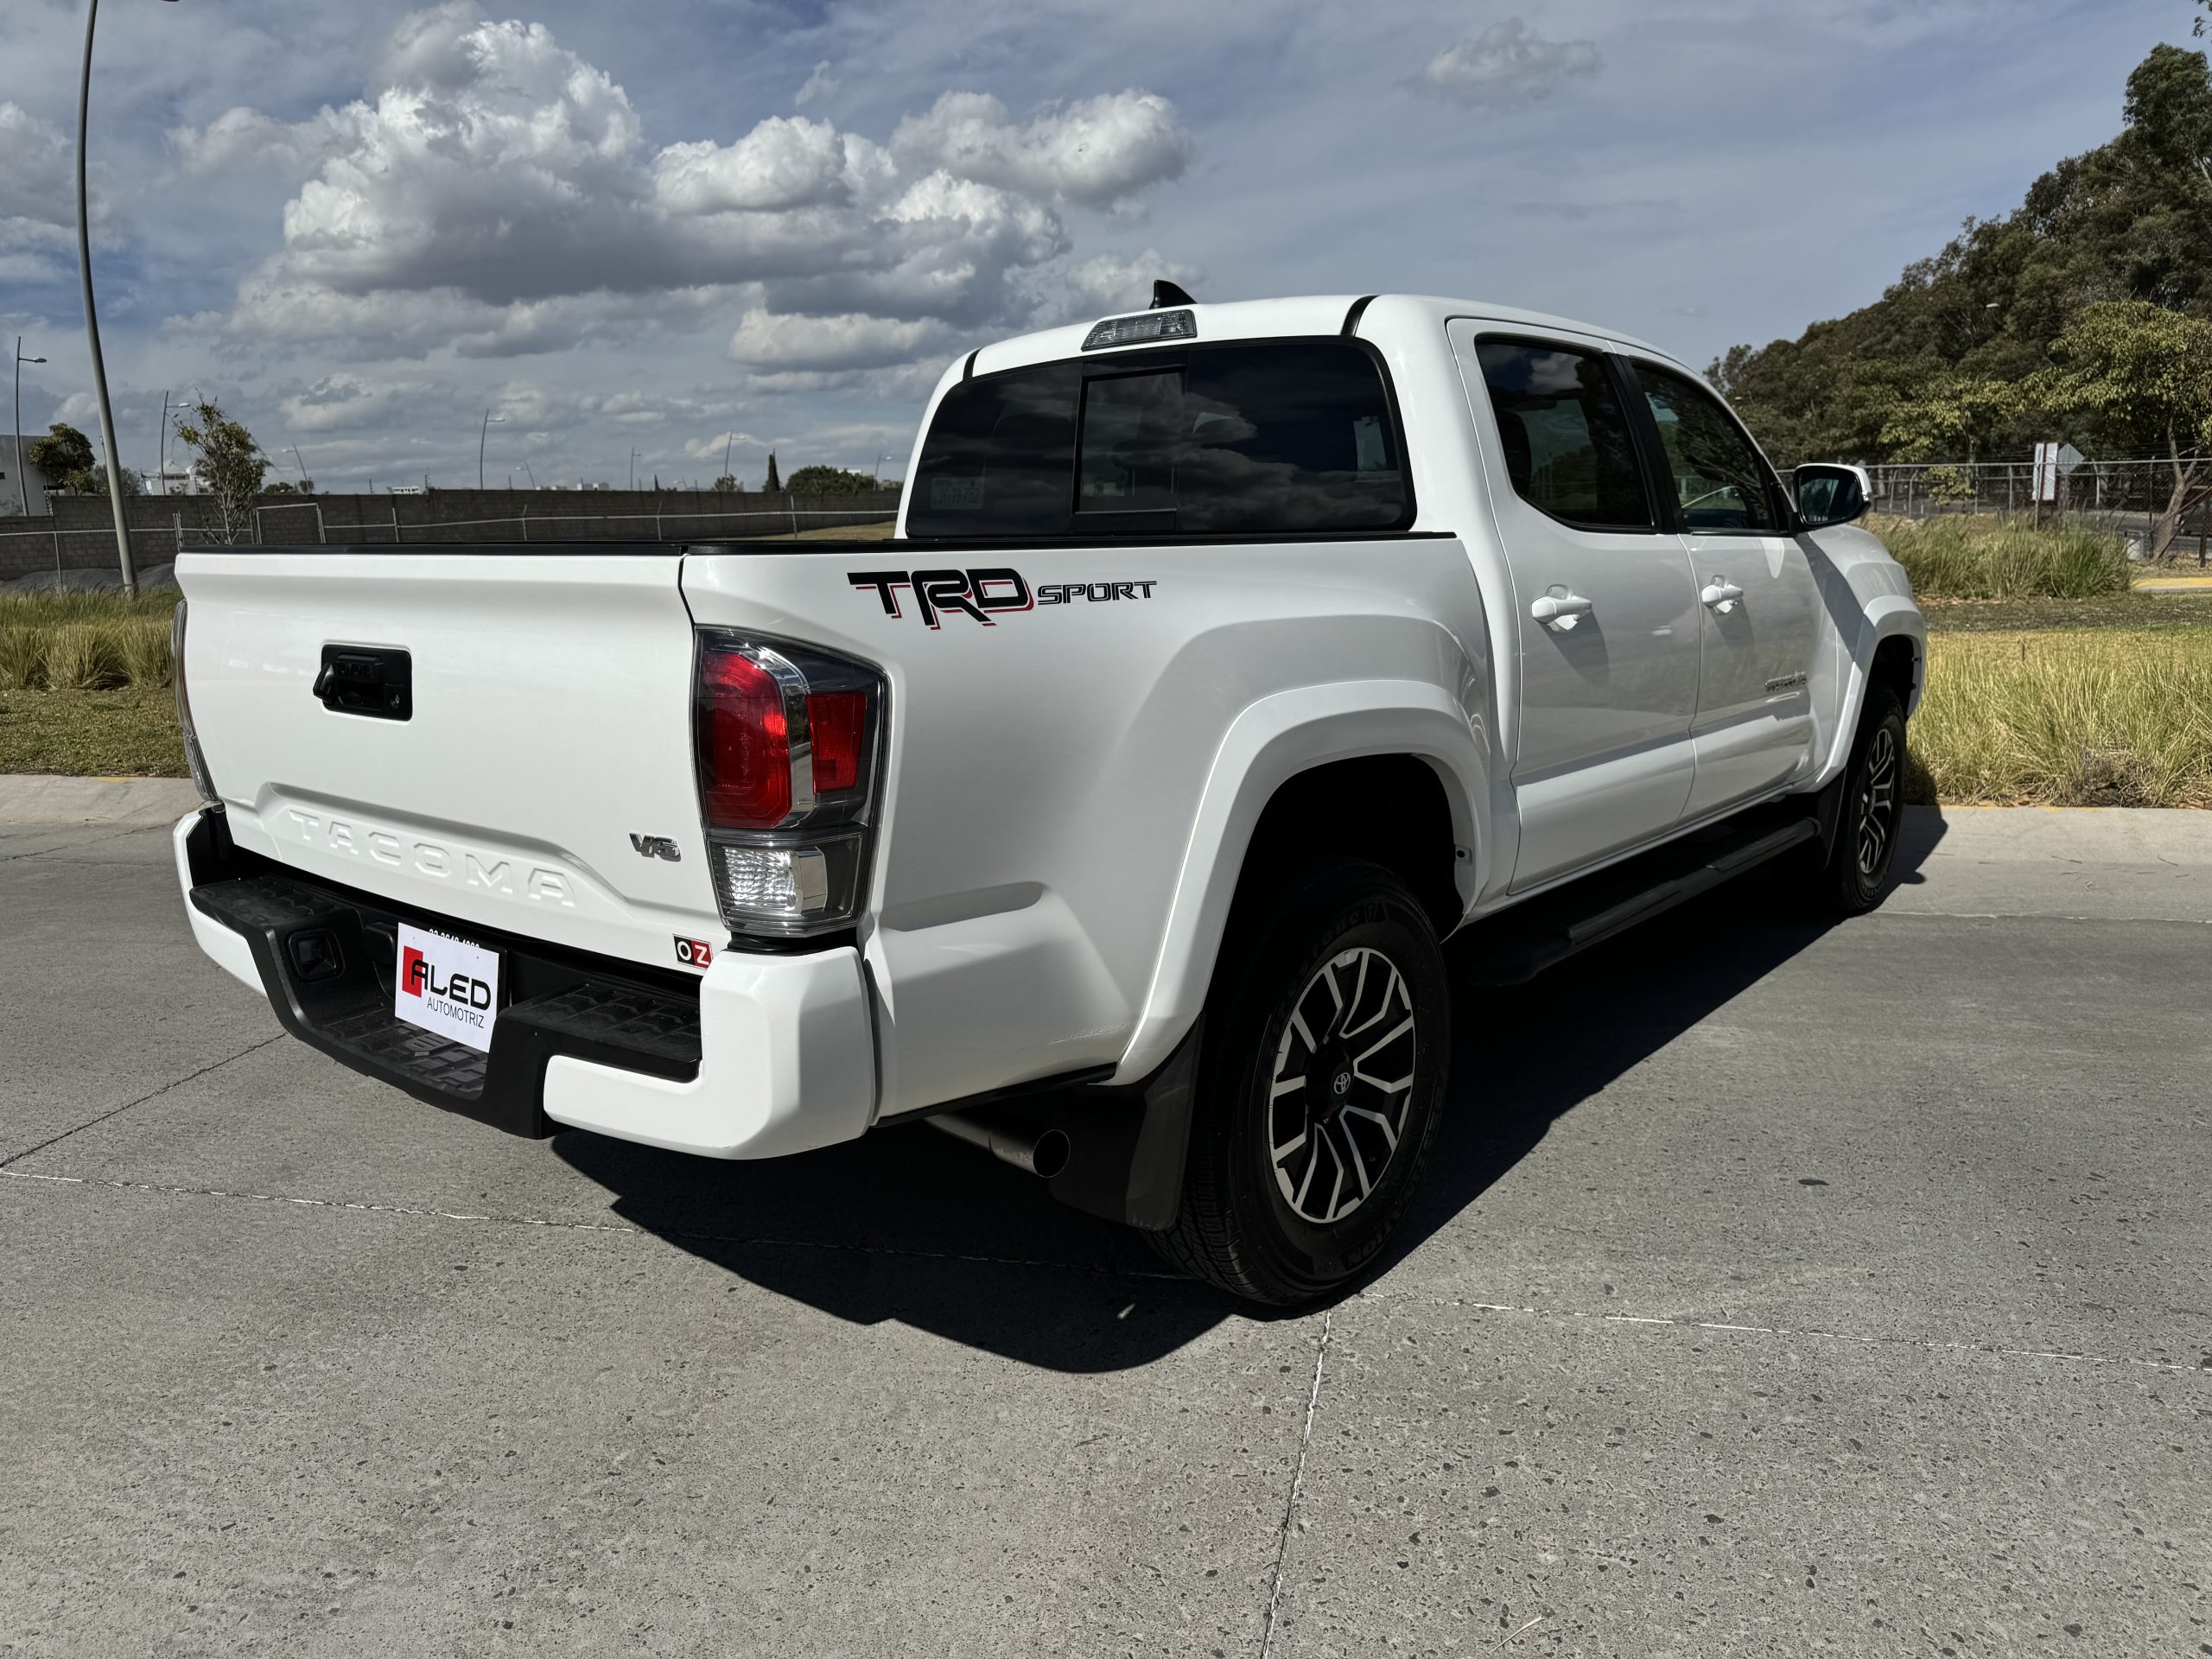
left=393, top=922, right=502, bottom=1054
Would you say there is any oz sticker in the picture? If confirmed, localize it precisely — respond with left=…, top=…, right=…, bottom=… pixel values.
left=394, top=922, right=500, bottom=1053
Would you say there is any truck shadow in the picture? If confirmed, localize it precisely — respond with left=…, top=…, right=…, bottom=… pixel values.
left=555, top=827, right=1946, bottom=1374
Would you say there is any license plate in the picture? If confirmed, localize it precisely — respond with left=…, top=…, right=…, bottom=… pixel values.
left=394, top=922, right=501, bottom=1053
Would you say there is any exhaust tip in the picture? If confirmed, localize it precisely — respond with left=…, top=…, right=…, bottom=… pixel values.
left=1030, top=1128, right=1071, bottom=1181
left=926, top=1108, right=1073, bottom=1180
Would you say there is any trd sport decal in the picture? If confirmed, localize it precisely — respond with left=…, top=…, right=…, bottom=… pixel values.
left=848, top=569, right=1158, bottom=629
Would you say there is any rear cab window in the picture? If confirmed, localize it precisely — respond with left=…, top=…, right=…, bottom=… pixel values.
left=907, top=340, right=1413, bottom=538
left=1471, top=339, right=1654, bottom=532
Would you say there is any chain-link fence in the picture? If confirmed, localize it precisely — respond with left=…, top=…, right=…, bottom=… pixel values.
left=1849, top=459, right=2212, bottom=560
left=0, top=489, right=903, bottom=582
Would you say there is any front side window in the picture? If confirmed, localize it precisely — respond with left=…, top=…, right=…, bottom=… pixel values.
left=1633, top=365, right=1780, bottom=532
left=1473, top=340, right=1653, bottom=531
left=906, top=340, right=1410, bottom=537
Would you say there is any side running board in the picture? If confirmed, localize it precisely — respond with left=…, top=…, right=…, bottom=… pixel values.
left=1455, top=809, right=1821, bottom=986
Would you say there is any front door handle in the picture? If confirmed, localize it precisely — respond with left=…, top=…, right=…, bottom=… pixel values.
left=1530, top=592, right=1594, bottom=630
left=1700, top=578, right=1745, bottom=613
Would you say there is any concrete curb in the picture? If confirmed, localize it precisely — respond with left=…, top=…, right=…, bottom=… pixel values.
left=1902, top=803, right=2212, bottom=865
left=0, top=774, right=203, bottom=827
left=1, top=776, right=2205, bottom=861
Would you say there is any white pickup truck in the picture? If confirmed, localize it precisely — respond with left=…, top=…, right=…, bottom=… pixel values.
left=171, top=291, right=1923, bottom=1305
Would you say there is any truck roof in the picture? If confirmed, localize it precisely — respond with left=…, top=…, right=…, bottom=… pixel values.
left=964, top=293, right=1686, bottom=380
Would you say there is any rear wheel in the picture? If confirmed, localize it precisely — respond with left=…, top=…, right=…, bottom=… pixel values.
left=1152, top=858, right=1450, bottom=1306
left=1808, top=686, right=1908, bottom=917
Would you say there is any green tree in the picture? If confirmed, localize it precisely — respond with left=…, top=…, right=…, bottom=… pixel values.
left=711, top=473, right=740, bottom=493
left=2031, top=300, right=2212, bottom=556
left=764, top=451, right=781, bottom=493
left=1878, top=375, right=2025, bottom=462
left=27, top=423, right=97, bottom=493
left=172, top=398, right=270, bottom=544
left=784, top=465, right=879, bottom=494
left=1716, top=40, right=2212, bottom=465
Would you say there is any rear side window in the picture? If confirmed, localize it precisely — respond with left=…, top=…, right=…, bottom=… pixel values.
left=1474, top=340, right=1653, bottom=531
left=907, top=340, right=1410, bottom=537
left=1632, top=364, right=1780, bottom=532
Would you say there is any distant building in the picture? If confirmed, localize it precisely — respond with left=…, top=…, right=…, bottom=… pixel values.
left=0, top=435, right=52, bottom=517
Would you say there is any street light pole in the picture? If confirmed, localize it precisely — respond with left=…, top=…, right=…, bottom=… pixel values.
left=479, top=410, right=503, bottom=490
left=78, top=0, right=168, bottom=595
left=14, top=339, right=47, bottom=518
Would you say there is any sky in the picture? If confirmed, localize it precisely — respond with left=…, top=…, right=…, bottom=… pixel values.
left=0, top=0, right=2192, bottom=493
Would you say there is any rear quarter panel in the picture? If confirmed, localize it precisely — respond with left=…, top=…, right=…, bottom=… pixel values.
left=683, top=537, right=1491, bottom=1114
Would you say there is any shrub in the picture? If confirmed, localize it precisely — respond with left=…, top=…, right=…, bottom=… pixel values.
left=43, top=623, right=131, bottom=690
left=0, top=626, right=44, bottom=690
left=121, top=618, right=175, bottom=690
left=1871, top=514, right=2130, bottom=600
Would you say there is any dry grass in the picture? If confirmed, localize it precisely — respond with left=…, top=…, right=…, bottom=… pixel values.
left=0, top=591, right=175, bottom=692
left=1872, top=513, right=2132, bottom=601
left=0, top=687, right=185, bottom=776
left=1911, top=626, right=2212, bottom=806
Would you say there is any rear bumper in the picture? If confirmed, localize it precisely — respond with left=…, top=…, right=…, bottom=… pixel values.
left=174, top=810, right=875, bottom=1160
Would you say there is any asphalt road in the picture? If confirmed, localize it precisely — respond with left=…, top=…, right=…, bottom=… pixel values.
left=3, top=779, right=2208, bottom=1658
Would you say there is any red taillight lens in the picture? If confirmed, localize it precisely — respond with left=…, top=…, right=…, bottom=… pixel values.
left=698, top=645, right=791, bottom=829
left=807, top=692, right=866, bottom=794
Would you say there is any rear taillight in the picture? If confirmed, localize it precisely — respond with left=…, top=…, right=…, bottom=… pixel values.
left=693, top=632, right=885, bottom=938
left=172, top=600, right=221, bottom=808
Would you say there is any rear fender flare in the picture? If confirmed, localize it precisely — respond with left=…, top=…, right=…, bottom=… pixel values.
left=1113, top=681, right=1487, bottom=1083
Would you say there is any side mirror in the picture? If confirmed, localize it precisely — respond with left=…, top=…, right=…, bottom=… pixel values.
left=1795, top=462, right=1870, bottom=529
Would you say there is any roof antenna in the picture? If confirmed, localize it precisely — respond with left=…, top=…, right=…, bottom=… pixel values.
left=1150, top=279, right=1195, bottom=309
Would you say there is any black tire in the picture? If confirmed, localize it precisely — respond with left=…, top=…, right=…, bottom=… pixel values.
left=1152, top=857, right=1450, bottom=1306
left=1808, top=686, right=1908, bottom=917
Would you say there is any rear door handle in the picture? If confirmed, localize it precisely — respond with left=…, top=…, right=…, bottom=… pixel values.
left=1700, top=578, right=1745, bottom=612
left=1530, top=592, right=1594, bottom=629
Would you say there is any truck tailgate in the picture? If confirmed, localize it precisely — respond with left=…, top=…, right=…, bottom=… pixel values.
left=178, top=549, right=717, bottom=973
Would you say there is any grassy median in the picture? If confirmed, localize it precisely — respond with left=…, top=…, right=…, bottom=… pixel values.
left=1910, top=620, right=2212, bottom=806
left=4, top=574, right=2210, bottom=804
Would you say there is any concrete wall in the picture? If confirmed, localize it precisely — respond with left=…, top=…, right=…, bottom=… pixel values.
left=0, top=489, right=903, bottom=580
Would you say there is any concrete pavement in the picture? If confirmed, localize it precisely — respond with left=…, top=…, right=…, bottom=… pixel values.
left=2, top=780, right=2207, bottom=1656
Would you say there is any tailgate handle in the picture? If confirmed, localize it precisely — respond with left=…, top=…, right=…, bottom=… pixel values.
left=314, top=645, right=412, bottom=721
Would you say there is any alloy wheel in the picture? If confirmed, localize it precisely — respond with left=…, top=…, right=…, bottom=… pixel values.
left=1856, top=724, right=1899, bottom=880
left=1267, top=946, right=1417, bottom=1224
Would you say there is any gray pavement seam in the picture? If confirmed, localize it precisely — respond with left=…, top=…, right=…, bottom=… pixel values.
left=1258, top=1305, right=1332, bottom=1659
left=0, top=820, right=174, bottom=863
left=0, top=1166, right=1192, bottom=1283
left=1401, top=1294, right=2205, bottom=1376
left=0, top=1034, right=285, bottom=1167
left=1875, top=909, right=2212, bottom=925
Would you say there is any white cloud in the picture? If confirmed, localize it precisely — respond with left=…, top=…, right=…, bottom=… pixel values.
left=1414, top=19, right=1602, bottom=108
left=171, top=105, right=348, bottom=177
left=794, top=61, right=838, bottom=108
left=683, top=429, right=769, bottom=462
left=652, top=118, right=872, bottom=214
left=1017, top=247, right=1205, bottom=326
left=175, top=8, right=1192, bottom=367
left=890, top=91, right=1192, bottom=211
left=0, top=102, right=84, bottom=252
left=728, top=309, right=959, bottom=372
